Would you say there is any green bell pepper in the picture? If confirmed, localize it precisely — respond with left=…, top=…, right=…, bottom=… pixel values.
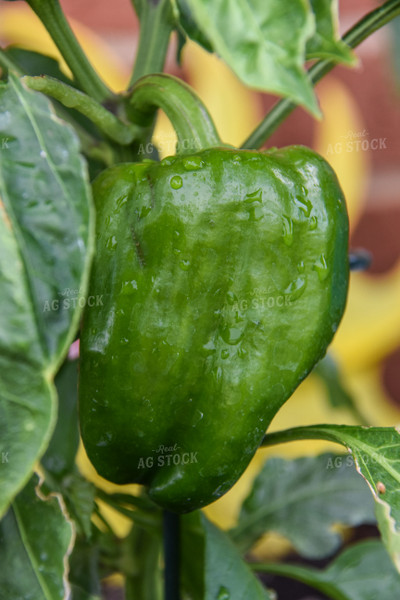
left=79, top=75, right=349, bottom=513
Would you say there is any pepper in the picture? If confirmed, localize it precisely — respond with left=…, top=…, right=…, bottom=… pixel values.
left=79, top=75, right=349, bottom=513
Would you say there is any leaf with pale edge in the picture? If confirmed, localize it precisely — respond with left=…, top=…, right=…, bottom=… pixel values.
left=231, top=453, right=375, bottom=558
left=262, top=425, right=400, bottom=571
left=179, top=0, right=319, bottom=115
left=176, top=0, right=357, bottom=115
left=254, top=540, right=400, bottom=600
left=0, top=74, right=93, bottom=517
left=0, top=473, right=74, bottom=600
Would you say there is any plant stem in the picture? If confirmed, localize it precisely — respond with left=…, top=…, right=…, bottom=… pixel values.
left=24, top=75, right=140, bottom=144
left=163, top=510, right=181, bottom=600
left=26, top=0, right=112, bottom=102
left=261, top=425, right=347, bottom=448
left=97, top=490, right=159, bottom=512
left=96, top=488, right=161, bottom=528
left=129, top=0, right=175, bottom=86
left=127, top=73, right=222, bottom=153
left=242, top=0, right=400, bottom=149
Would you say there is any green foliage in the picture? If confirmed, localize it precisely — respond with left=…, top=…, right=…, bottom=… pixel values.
left=231, top=453, right=375, bottom=557
left=0, top=74, right=93, bottom=519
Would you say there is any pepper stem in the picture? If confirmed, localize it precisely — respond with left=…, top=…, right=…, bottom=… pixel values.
left=126, top=73, right=222, bottom=154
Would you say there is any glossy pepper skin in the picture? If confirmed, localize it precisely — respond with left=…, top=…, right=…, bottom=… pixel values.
left=79, top=145, right=348, bottom=513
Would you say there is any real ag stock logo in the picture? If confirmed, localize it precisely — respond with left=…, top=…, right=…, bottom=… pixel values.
left=42, top=287, right=103, bottom=312
left=327, top=129, right=388, bottom=154
left=137, top=443, right=198, bottom=470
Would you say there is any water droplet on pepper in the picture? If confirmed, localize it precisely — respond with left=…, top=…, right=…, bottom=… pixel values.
left=120, top=280, right=138, bottom=295
left=217, top=587, right=230, bottom=600
left=106, top=235, right=117, bottom=249
left=238, top=346, right=247, bottom=358
left=170, top=175, right=183, bottom=189
left=282, top=216, right=293, bottom=246
left=294, top=195, right=312, bottom=217
left=180, top=259, right=191, bottom=271
left=161, top=156, right=176, bottom=166
left=139, top=205, right=151, bottom=218
left=202, top=340, right=216, bottom=355
left=244, top=188, right=263, bottom=204
left=116, top=194, right=128, bottom=209
left=220, top=326, right=245, bottom=345
left=182, top=156, right=204, bottom=171
left=192, top=409, right=204, bottom=425
left=226, top=291, right=238, bottom=305
left=285, top=277, right=307, bottom=300
left=313, top=254, right=329, bottom=281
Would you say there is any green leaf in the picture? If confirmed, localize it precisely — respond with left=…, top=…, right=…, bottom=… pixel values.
left=42, top=359, right=80, bottom=478
left=59, top=471, right=96, bottom=539
left=4, top=47, right=75, bottom=85
left=254, top=540, right=400, bottom=600
left=123, top=524, right=163, bottom=600
left=0, top=473, right=74, bottom=600
left=203, top=515, right=274, bottom=599
left=0, top=48, right=116, bottom=174
left=306, top=0, right=356, bottom=64
left=174, top=0, right=213, bottom=53
left=262, top=425, right=400, bottom=571
left=314, top=355, right=356, bottom=408
left=68, top=535, right=102, bottom=600
left=313, top=354, right=368, bottom=424
left=42, top=358, right=95, bottom=538
left=179, top=0, right=320, bottom=115
left=375, top=498, right=400, bottom=581
left=391, top=18, right=400, bottom=87
left=181, top=511, right=206, bottom=600
left=71, top=589, right=101, bottom=600
left=231, top=453, right=375, bottom=558
left=0, top=74, right=94, bottom=517
left=182, top=512, right=274, bottom=599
